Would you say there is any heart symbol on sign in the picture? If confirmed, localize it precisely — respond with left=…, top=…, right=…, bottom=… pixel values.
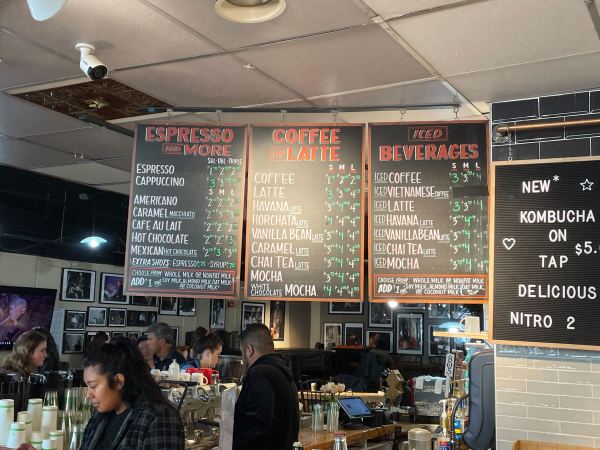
left=502, top=238, right=516, bottom=251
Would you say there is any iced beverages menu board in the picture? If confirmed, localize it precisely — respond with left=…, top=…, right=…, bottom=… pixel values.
left=245, top=125, right=364, bottom=301
left=492, top=158, right=600, bottom=349
left=369, top=122, right=488, bottom=302
left=125, top=124, right=246, bottom=298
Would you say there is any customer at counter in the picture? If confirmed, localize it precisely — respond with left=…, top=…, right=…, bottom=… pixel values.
left=32, top=327, right=60, bottom=372
left=146, top=322, right=186, bottom=371
left=233, top=323, right=299, bottom=450
left=0, top=330, right=47, bottom=377
left=137, top=335, right=156, bottom=370
left=80, top=337, right=184, bottom=450
left=182, top=333, right=222, bottom=370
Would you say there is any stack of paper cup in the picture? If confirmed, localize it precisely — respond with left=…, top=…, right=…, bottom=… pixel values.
left=28, top=398, right=43, bottom=433
left=6, top=422, right=27, bottom=449
left=42, top=438, right=57, bottom=450
left=31, top=431, right=43, bottom=450
left=17, top=411, right=33, bottom=443
left=49, top=430, right=63, bottom=450
left=40, top=406, right=57, bottom=439
left=0, top=399, right=15, bottom=446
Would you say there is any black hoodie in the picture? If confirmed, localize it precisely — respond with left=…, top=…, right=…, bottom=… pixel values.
left=233, top=353, right=299, bottom=450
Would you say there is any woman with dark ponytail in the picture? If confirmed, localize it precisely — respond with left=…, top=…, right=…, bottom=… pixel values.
left=79, top=337, right=184, bottom=450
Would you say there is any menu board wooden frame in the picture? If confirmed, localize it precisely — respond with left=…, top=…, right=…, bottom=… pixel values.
left=244, top=123, right=366, bottom=302
left=367, top=120, right=490, bottom=304
left=124, top=123, right=248, bottom=299
left=490, top=155, right=600, bottom=350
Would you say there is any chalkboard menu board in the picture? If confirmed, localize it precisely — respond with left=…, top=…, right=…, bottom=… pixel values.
left=124, top=124, right=246, bottom=298
left=492, top=157, right=600, bottom=349
left=245, top=124, right=364, bottom=301
left=369, top=122, right=488, bottom=302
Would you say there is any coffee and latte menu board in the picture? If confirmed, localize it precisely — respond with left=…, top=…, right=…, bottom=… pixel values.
left=245, top=125, right=365, bottom=301
left=492, top=157, right=600, bottom=349
left=369, top=122, right=488, bottom=303
left=125, top=124, right=246, bottom=298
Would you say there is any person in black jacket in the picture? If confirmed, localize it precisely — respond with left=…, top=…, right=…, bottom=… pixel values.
left=233, top=323, right=299, bottom=450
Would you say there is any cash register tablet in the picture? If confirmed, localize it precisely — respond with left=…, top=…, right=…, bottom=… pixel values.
left=337, top=396, right=373, bottom=419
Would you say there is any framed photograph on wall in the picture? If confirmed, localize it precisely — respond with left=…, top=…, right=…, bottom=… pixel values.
left=64, top=310, right=86, bottom=331
left=366, top=330, right=393, bottom=352
left=99, top=273, right=127, bottom=304
left=84, top=331, right=98, bottom=353
left=61, top=268, right=95, bottom=302
left=428, top=304, right=451, bottom=319
left=159, top=297, right=178, bottom=315
left=111, top=331, right=126, bottom=339
left=63, top=332, right=84, bottom=354
left=323, top=323, right=342, bottom=349
left=396, top=313, right=424, bottom=355
left=368, top=303, right=393, bottom=328
left=241, top=302, right=265, bottom=332
left=329, top=301, right=363, bottom=315
left=178, top=298, right=196, bottom=316
left=108, top=308, right=127, bottom=327
left=428, top=325, right=451, bottom=357
left=269, top=300, right=286, bottom=341
left=210, top=299, right=226, bottom=330
left=86, top=306, right=107, bottom=327
left=172, top=326, right=180, bottom=346
left=130, top=296, right=158, bottom=307
left=147, top=311, right=158, bottom=326
left=344, top=323, right=364, bottom=346
left=127, top=331, right=140, bottom=341
left=127, top=310, right=148, bottom=327
left=398, top=303, right=425, bottom=310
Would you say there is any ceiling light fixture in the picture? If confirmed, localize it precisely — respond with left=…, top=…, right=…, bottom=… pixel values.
left=215, top=0, right=286, bottom=23
left=26, top=0, right=67, bottom=21
left=388, top=301, right=398, bottom=309
left=80, top=236, right=107, bottom=249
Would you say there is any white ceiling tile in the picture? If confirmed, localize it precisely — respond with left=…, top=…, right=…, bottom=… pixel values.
left=92, top=183, right=131, bottom=195
left=391, top=0, right=600, bottom=75
left=0, top=94, right=91, bottom=137
left=0, top=31, right=82, bottom=89
left=447, top=52, right=600, bottom=104
left=310, top=80, right=456, bottom=107
left=238, top=26, right=431, bottom=98
left=25, top=127, right=133, bottom=160
left=0, top=0, right=218, bottom=69
left=338, top=105, right=484, bottom=123
left=97, top=157, right=132, bottom=172
left=147, top=0, right=371, bottom=50
left=0, top=139, right=82, bottom=168
left=33, top=162, right=131, bottom=185
left=363, top=0, right=464, bottom=18
left=113, top=54, right=300, bottom=107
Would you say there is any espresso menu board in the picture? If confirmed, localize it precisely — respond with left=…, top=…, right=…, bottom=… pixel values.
left=369, top=122, right=488, bottom=302
left=124, top=124, right=246, bottom=298
left=245, top=125, right=364, bottom=301
left=492, top=158, right=600, bottom=349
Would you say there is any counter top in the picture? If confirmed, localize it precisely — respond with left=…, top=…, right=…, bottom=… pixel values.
left=298, top=423, right=397, bottom=450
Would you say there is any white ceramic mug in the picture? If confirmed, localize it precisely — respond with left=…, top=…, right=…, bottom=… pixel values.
left=461, top=316, right=481, bottom=333
left=191, top=373, right=209, bottom=385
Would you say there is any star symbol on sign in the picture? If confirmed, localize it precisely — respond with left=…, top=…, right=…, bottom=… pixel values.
left=553, top=175, right=559, bottom=182
left=581, top=179, right=594, bottom=191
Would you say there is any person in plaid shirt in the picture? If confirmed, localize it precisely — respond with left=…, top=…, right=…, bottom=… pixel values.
left=79, top=337, right=185, bottom=450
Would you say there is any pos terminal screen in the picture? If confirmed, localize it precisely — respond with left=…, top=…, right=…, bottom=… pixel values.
left=337, top=397, right=372, bottom=418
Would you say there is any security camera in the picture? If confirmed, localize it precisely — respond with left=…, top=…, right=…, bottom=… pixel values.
left=75, top=43, right=108, bottom=80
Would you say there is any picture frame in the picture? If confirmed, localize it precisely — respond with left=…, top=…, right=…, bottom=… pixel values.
left=127, top=310, right=148, bottom=327
left=396, top=313, right=424, bottom=355
left=428, top=325, right=451, bottom=357
left=127, top=331, right=140, bottom=341
left=398, top=303, right=426, bottom=310
left=62, top=332, right=84, bottom=354
left=147, top=311, right=158, bottom=326
left=159, top=297, right=178, bottom=315
left=84, top=331, right=99, bottom=353
left=368, top=303, right=393, bottom=328
left=129, top=296, right=158, bottom=307
left=64, top=310, right=86, bottom=331
left=86, top=306, right=107, bottom=327
left=241, top=302, right=265, bottom=332
left=323, top=323, right=342, bottom=349
left=328, top=301, right=363, bottom=315
left=99, top=273, right=128, bottom=304
left=210, top=299, right=226, bottom=330
left=108, top=308, right=127, bottom=327
left=172, top=326, right=179, bottom=346
left=178, top=298, right=196, bottom=316
left=366, top=330, right=393, bottom=352
left=344, top=322, right=364, bottom=346
left=269, top=300, right=286, bottom=341
left=111, top=331, right=126, bottom=339
left=428, top=304, right=451, bottom=319
left=60, top=268, right=95, bottom=302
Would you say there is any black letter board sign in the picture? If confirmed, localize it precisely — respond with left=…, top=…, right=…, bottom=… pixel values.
left=124, top=124, right=247, bottom=298
left=245, top=124, right=365, bottom=301
left=491, top=157, right=600, bottom=349
left=369, top=121, right=489, bottom=303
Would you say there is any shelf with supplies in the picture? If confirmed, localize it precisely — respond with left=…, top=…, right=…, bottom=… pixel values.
left=432, top=331, right=489, bottom=339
